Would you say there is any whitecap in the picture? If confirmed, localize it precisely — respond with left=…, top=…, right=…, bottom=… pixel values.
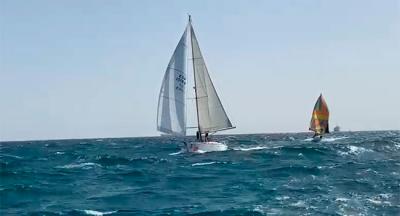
left=253, top=205, right=265, bottom=214
left=322, top=136, right=348, bottom=142
left=232, top=146, right=269, bottom=151
left=82, top=209, right=116, bottom=216
left=169, top=150, right=185, bottom=156
left=367, top=198, right=382, bottom=205
left=392, top=141, right=400, bottom=149
left=335, top=197, right=349, bottom=202
left=56, top=162, right=101, bottom=169
left=339, top=146, right=373, bottom=156
left=348, top=146, right=372, bottom=155
left=276, top=196, right=290, bottom=201
left=290, top=200, right=306, bottom=207
left=304, top=136, right=348, bottom=142
left=379, top=193, right=391, bottom=199
left=366, top=195, right=392, bottom=206
left=191, top=161, right=216, bottom=166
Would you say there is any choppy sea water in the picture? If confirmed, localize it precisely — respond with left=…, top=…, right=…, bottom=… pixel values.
left=1, top=131, right=399, bottom=215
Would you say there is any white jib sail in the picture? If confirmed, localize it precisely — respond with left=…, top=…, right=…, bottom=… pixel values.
left=190, top=25, right=233, bottom=133
left=157, top=26, right=189, bottom=135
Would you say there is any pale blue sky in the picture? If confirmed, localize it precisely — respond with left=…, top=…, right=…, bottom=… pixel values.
left=1, top=0, right=399, bottom=141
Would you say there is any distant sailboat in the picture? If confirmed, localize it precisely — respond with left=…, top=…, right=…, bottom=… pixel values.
left=309, top=94, right=329, bottom=141
left=157, top=16, right=235, bottom=152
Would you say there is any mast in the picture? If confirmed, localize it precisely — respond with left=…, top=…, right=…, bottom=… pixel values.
left=189, top=15, right=202, bottom=140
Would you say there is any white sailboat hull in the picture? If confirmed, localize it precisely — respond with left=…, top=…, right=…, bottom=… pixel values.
left=185, top=141, right=228, bottom=153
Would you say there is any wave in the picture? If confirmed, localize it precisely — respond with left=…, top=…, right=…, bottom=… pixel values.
left=95, top=155, right=132, bottom=166
left=117, top=170, right=144, bottom=177
left=290, top=200, right=307, bottom=207
left=93, top=155, right=168, bottom=166
left=232, top=146, right=270, bottom=151
left=322, top=136, right=349, bottom=142
left=276, top=196, right=290, bottom=201
left=186, top=209, right=265, bottom=215
left=2, top=131, right=398, bottom=215
left=0, top=170, right=19, bottom=177
left=268, top=166, right=321, bottom=176
left=169, top=149, right=185, bottom=155
left=280, top=146, right=330, bottom=156
left=335, top=197, right=350, bottom=202
left=366, top=198, right=391, bottom=206
left=81, top=209, right=117, bottom=216
left=348, top=146, right=372, bottom=154
left=0, top=154, right=23, bottom=159
left=338, top=146, right=373, bottom=156
left=30, top=210, right=119, bottom=216
left=303, top=136, right=348, bottom=142
left=191, top=161, right=217, bottom=166
left=1, top=184, right=46, bottom=194
left=130, top=156, right=169, bottom=164
left=28, top=210, right=63, bottom=216
left=175, top=144, right=275, bottom=154
left=56, top=162, right=101, bottom=169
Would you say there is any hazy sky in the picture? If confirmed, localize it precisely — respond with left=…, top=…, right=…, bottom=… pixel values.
left=1, top=0, right=399, bottom=141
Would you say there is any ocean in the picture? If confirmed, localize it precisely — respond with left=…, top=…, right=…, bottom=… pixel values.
left=1, top=131, right=399, bottom=215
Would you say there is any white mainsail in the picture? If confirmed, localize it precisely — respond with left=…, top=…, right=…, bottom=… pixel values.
left=190, top=25, right=234, bottom=133
left=156, top=25, right=189, bottom=135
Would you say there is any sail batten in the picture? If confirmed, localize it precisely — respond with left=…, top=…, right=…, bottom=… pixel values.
left=190, top=25, right=233, bottom=133
left=309, top=94, right=330, bottom=135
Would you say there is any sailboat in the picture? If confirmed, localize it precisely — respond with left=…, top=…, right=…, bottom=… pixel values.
left=309, top=94, right=330, bottom=142
left=157, top=16, right=235, bottom=152
left=333, top=125, right=340, bottom=132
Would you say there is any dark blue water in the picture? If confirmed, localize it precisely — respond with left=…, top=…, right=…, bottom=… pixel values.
left=1, top=131, right=399, bottom=215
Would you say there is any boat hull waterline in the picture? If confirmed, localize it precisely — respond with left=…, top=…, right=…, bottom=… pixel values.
left=312, top=136, right=322, bottom=142
left=185, top=141, right=228, bottom=153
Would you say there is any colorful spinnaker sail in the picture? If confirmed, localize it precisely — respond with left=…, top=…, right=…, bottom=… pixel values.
left=309, top=94, right=330, bottom=135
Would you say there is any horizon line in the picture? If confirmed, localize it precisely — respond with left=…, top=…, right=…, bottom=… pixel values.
left=1, top=129, right=398, bottom=143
